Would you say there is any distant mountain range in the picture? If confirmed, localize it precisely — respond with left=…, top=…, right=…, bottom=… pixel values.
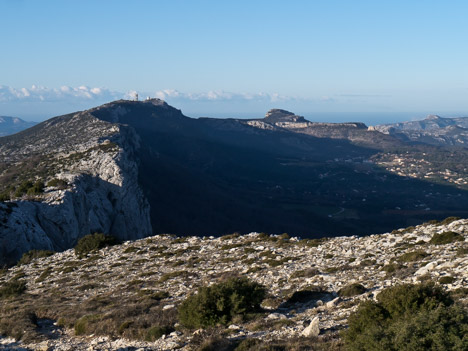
left=372, top=115, right=468, bottom=146
left=1, top=101, right=468, bottom=264
left=0, top=116, right=37, bottom=136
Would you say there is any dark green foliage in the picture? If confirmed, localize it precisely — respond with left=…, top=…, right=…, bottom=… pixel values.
left=429, top=231, right=464, bottom=245
left=285, top=287, right=329, bottom=305
left=343, top=283, right=468, bottom=351
left=144, top=325, right=174, bottom=341
left=178, top=277, right=266, bottom=328
left=74, top=314, right=101, bottom=335
left=376, top=284, right=453, bottom=317
left=456, top=246, right=468, bottom=257
left=74, top=233, right=118, bottom=258
left=26, top=180, right=44, bottom=195
left=290, top=268, right=319, bottom=278
left=0, top=192, right=10, bottom=202
left=338, top=283, right=366, bottom=297
left=0, top=279, right=26, bottom=298
left=11, top=180, right=45, bottom=197
left=46, top=178, right=68, bottom=189
left=397, top=249, right=428, bottom=262
left=196, top=336, right=235, bottom=351
left=17, top=249, right=55, bottom=265
left=14, top=180, right=33, bottom=197
left=381, top=263, right=403, bottom=274
left=439, top=276, right=456, bottom=284
left=234, top=338, right=262, bottom=351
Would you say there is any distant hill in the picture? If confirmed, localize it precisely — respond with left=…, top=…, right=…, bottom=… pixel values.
left=0, top=116, right=37, bottom=136
left=372, top=115, right=468, bottom=147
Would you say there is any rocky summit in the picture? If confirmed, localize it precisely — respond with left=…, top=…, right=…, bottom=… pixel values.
left=0, top=218, right=466, bottom=350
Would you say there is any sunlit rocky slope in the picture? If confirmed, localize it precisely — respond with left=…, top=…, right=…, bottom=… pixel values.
left=0, top=218, right=466, bottom=350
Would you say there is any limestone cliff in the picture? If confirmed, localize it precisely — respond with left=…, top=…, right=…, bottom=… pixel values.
left=0, top=110, right=151, bottom=264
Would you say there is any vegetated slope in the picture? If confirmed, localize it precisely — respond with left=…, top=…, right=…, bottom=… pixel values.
left=0, top=116, right=36, bottom=137
left=2, top=99, right=468, bottom=264
left=372, top=114, right=468, bottom=147
left=0, top=218, right=466, bottom=350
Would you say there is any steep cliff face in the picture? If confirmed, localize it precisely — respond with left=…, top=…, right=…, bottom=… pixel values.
left=0, top=110, right=151, bottom=264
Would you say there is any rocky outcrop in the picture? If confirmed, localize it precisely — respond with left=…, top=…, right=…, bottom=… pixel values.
left=0, top=111, right=151, bottom=264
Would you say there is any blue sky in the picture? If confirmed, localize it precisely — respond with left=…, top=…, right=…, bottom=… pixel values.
left=1, top=0, right=468, bottom=123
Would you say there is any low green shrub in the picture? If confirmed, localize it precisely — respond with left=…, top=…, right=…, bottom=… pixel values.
left=338, top=283, right=366, bottom=297
left=439, top=276, right=456, bottom=284
left=343, top=283, right=468, bottom=351
left=381, top=263, right=403, bottom=274
left=47, top=178, right=68, bottom=189
left=74, top=314, right=101, bottom=335
left=145, top=325, right=174, bottom=341
left=0, top=279, right=25, bottom=296
left=74, top=233, right=118, bottom=257
left=397, top=250, right=428, bottom=262
left=456, top=246, right=468, bottom=257
left=178, top=277, right=266, bottom=328
left=234, top=338, right=262, bottom=351
left=26, top=181, right=44, bottom=195
left=17, top=249, right=55, bottom=265
left=285, top=286, right=329, bottom=305
left=429, top=231, right=464, bottom=245
left=290, top=268, right=319, bottom=278
left=0, top=279, right=27, bottom=298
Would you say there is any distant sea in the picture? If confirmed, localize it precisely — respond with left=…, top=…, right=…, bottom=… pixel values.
left=194, top=111, right=468, bottom=127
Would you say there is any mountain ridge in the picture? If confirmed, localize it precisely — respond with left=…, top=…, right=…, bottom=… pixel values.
left=372, top=114, right=468, bottom=146
left=1, top=100, right=468, bottom=264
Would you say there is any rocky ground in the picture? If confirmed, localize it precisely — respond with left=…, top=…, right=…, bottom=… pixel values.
left=0, top=218, right=467, bottom=350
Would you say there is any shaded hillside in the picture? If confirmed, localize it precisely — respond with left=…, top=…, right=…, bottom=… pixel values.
left=78, top=100, right=468, bottom=236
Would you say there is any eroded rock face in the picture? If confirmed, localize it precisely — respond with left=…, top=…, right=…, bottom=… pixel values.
left=0, top=111, right=151, bottom=264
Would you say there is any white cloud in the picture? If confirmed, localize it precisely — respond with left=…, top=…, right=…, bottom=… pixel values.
left=0, top=85, right=302, bottom=105
left=152, top=89, right=293, bottom=103
left=0, top=85, right=123, bottom=103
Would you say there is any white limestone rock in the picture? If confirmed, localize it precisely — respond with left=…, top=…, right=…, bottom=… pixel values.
left=301, top=316, right=320, bottom=337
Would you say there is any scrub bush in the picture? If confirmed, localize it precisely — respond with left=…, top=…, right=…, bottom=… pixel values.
left=178, top=277, right=266, bottom=328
